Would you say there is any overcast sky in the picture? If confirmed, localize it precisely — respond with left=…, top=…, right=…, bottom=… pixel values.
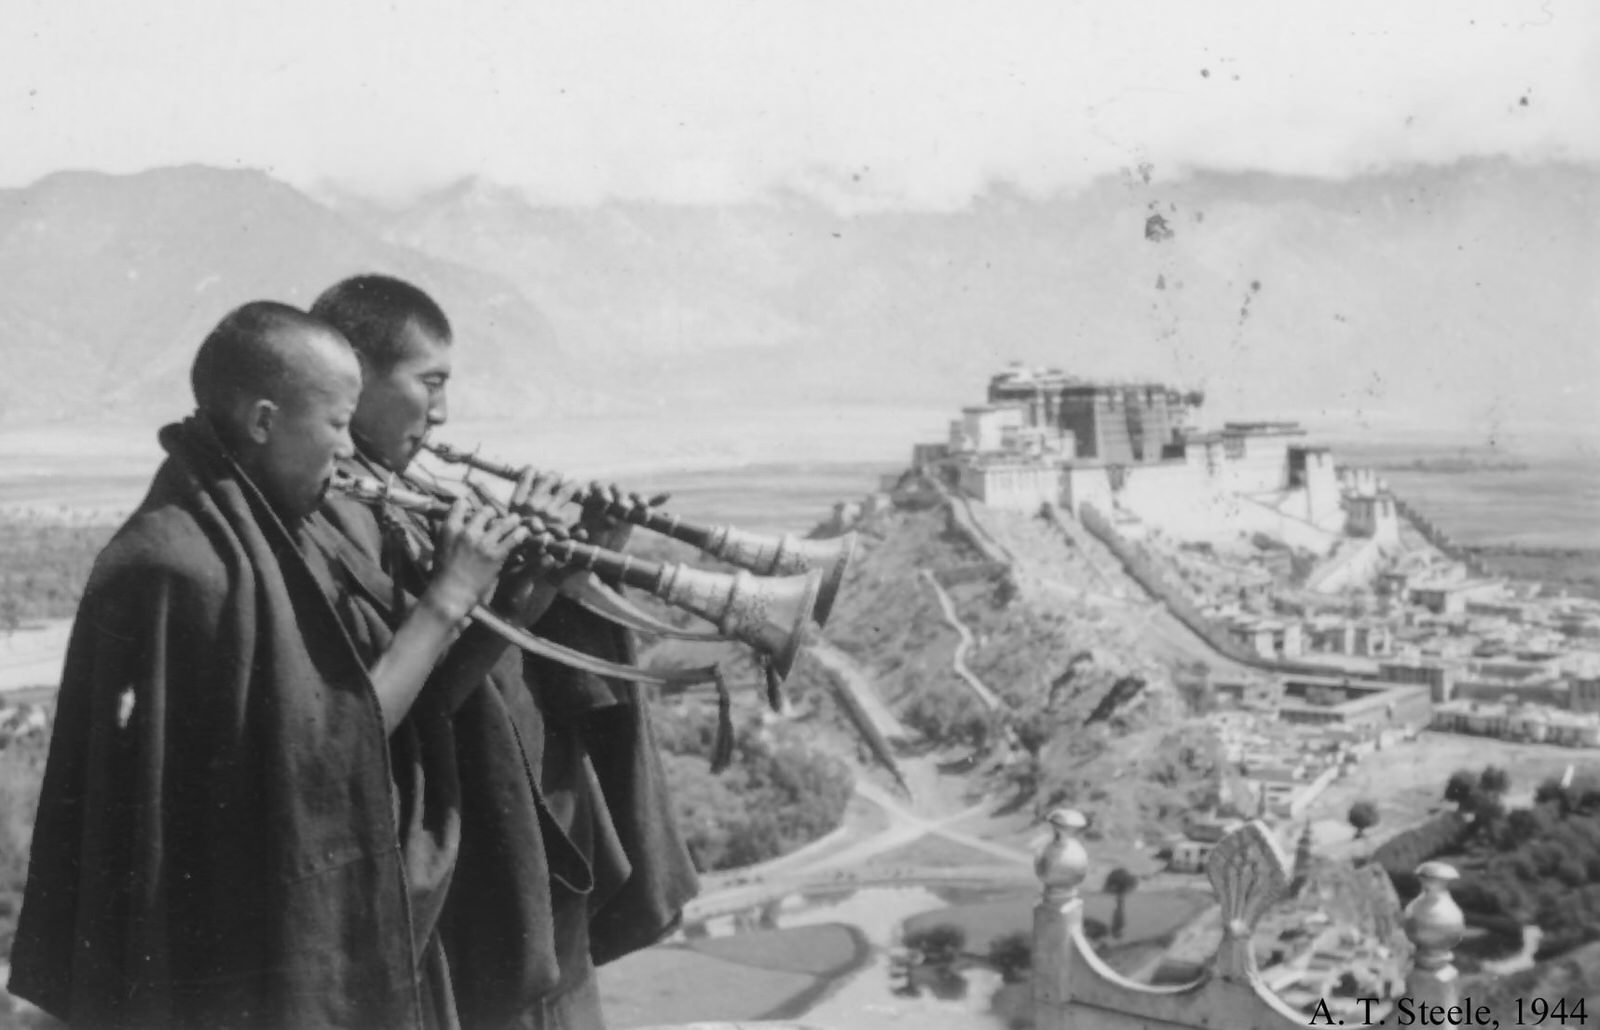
left=3, top=0, right=1595, bottom=208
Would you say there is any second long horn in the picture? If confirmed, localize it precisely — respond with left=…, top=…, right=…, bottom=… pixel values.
left=329, top=471, right=820, bottom=681
left=423, top=439, right=857, bottom=627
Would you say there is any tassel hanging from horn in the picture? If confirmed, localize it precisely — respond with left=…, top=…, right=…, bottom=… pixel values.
left=711, top=666, right=735, bottom=774
left=764, top=657, right=784, bottom=714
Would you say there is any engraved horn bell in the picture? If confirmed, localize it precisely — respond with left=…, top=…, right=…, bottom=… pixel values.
left=656, top=563, right=822, bottom=681
left=702, top=528, right=858, bottom=628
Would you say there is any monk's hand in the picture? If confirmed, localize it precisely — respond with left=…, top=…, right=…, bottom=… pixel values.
left=508, top=466, right=582, bottom=536
left=508, top=465, right=541, bottom=515
left=578, top=481, right=637, bottom=553
left=513, top=467, right=579, bottom=515
left=494, top=550, right=565, bottom=628
left=425, top=500, right=530, bottom=622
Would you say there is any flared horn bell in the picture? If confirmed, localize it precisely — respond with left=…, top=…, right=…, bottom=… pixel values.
left=656, top=564, right=822, bottom=681
left=702, top=529, right=859, bottom=628
left=779, top=532, right=858, bottom=627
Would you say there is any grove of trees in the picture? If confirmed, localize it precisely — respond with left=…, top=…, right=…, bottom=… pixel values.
left=1444, top=765, right=1513, bottom=834
left=654, top=702, right=854, bottom=872
left=903, top=923, right=966, bottom=965
left=1382, top=765, right=1600, bottom=962
left=901, top=686, right=989, bottom=747
left=986, top=931, right=1032, bottom=984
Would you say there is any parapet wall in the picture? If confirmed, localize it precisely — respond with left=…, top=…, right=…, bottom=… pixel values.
left=1305, top=537, right=1387, bottom=594
left=939, top=479, right=1018, bottom=569
left=1075, top=503, right=1380, bottom=681
left=1076, top=502, right=1266, bottom=667
left=1390, top=494, right=1491, bottom=576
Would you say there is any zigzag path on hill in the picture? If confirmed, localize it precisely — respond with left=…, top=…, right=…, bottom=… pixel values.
left=917, top=570, right=1002, bottom=712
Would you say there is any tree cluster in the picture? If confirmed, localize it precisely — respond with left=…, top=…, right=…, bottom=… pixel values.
left=891, top=923, right=970, bottom=1002
left=986, top=931, right=1032, bottom=984
left=895, top=923, right=1036, bottom=1000
left=653, top=702, right=853, bottom=872
left=1395, top=766, right=1600, bottom=960
left=1444, top=765, right=1514, bottom=831
left=900, top=685, right=989, bottom=748
left=903, top=923, right=966, bottom=965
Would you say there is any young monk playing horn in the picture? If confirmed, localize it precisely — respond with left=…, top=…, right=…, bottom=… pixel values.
left=9, top=302, right=529, bottom=1029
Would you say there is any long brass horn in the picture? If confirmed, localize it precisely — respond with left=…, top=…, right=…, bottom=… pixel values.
left=696, top=525, right=856, bottom=628
left=424, top=440, right=857, bottom=627
left=452, top=474, right=729, bottom=642
left=332, top=472, right=820, bottom=680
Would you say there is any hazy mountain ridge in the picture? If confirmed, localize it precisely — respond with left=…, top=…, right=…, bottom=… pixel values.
left=338, top=159, right=1599, bottom=429
left=0, top=166, right=599, bottom=421
left=1, top=160, right=1595, bottom=437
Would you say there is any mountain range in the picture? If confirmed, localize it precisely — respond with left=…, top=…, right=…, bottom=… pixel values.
left=0, top=159, right=1594, bottom=445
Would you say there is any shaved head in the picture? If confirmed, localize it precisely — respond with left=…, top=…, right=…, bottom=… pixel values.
left=189, top=301, right=362, bottom=518
left=191, top=301, right=356, bottom=428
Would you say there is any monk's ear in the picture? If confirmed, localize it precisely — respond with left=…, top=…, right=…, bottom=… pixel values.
left=242, top=398, right=278, bottom=445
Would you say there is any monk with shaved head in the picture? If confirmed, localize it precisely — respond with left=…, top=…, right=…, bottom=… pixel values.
left=188, top=301, right=364, bottom=519
left=9, top=301, right=529, bottom=1029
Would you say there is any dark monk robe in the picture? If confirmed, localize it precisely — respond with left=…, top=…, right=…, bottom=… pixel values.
left=10, top=418, right=438, bottom=1030
left=320, top=453, right=699, bottom=1028
left=299, top=510, right=578, bottom=1030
